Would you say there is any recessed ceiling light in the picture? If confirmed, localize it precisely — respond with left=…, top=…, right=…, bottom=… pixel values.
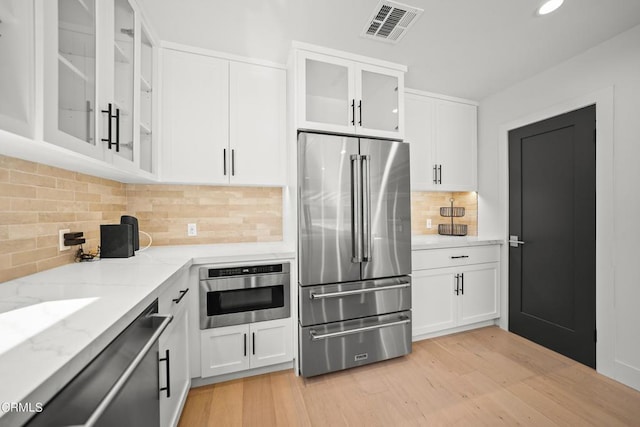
left=537, top=0, right=564, bottom=15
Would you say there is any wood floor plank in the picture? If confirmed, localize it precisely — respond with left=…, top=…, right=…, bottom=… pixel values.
left=241, top=375, right=277, bottom=426
left=180, top=327, right=640, bottom=426
left=177, top=388, right=213, bottom=427
left=270, top=371, right=311, bottom=427
left=208, top=379, right=244, bottom=427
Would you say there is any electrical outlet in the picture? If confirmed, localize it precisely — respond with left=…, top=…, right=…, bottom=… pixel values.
left=59, top=229, right=71, bottom=251
left=426, top=219, right=432, bottom=229
left=187, top=223, right=197, bottom=236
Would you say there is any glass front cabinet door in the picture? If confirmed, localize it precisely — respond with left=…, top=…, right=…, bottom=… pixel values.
left=298, top=51, right=355, bottom=135
left=357, top=63, right=404, bottom=139
left=44, top=0, right=101, bottom=158
left=110, top=0, right=135, bottom=166
left=297, top=50, right=405, bottom=140
left=138, top=26, right=154, bottom=174
left=42, top=0, right=155, bottom=175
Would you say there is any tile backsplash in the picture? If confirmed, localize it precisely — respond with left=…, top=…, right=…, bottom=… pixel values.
left=126, top=184, right=282, bottom=246
left=411, top=191, right=478, bottom=236
left=0, top=155, right=283, bottom=283
left=1, top=153, right=477, bottom=282
left=0, top=155, right=127, bottom=282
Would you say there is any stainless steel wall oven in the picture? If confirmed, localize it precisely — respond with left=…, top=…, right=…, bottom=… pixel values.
left=199, top=263, right=290, bottom=329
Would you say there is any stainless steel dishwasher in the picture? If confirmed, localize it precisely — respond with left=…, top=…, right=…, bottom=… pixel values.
left=25, top=300, right=172, bottom=427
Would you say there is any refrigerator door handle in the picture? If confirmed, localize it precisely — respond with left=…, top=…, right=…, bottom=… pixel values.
left=309, top=317, right=411, bottom=341
left=309, top=282, right=410, bottom=299
left=351, top=154, right=362, bottom=263
left=361, top=155, right=372, bottom=262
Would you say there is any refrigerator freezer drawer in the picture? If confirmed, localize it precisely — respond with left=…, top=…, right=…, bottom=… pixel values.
left=299, top=276, right=411, bottom=326
left=299, top=311, right=412, bottom=377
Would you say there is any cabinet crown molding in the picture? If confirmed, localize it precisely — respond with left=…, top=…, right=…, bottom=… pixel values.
left=292, top=41, right=407, bottom=72
left=160, top=41, right=287, bottom=70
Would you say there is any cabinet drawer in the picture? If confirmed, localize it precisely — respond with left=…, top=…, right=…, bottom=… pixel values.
left=412, top=245, right=499, bottom=271
left=159, top=270, right=191, bottom=316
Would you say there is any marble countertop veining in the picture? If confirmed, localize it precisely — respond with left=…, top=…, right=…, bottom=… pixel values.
left=411, top=235, right=504, bottom=250
left=0, top=241, right=295, bottom=423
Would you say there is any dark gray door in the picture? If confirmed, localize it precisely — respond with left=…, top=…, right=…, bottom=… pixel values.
left=298, top=133, right=361, bottom=286
left=360, top=139, right=412, bottom=280
left=508, top=104, right=596, bottom=368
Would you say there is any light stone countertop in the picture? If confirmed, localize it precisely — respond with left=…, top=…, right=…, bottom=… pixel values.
left=411, top=235, right=504, bottom=250
left=0, top=237, right=504, bottom=423
left=0, top=241, right=295, bottom=424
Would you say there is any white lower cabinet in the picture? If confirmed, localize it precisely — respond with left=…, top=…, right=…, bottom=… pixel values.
left=411, top=245, right=500, bottom=338
left=200, top=317, right=292, bottom=378
left=159, top=306, right=190, bottom=427
left=458, top=264, right=500, bottom=325
left=412, top=269, right=457, bottom=335
left=158, top=273, right=191, bottom=427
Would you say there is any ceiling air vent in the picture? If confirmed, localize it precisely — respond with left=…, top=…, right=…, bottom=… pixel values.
left=361, top=0, right=423, bottom=44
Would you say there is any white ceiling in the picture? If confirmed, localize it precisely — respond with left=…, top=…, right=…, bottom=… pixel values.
left=138, top=0, right=640, bottom=100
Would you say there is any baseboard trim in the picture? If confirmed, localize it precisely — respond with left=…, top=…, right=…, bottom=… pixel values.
left=412, top=319, right=498, bottom=342
left=190, top=361, right=293, bottom=388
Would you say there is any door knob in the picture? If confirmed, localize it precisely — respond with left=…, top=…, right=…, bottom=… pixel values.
left=509, top=235, right=526, bottom=247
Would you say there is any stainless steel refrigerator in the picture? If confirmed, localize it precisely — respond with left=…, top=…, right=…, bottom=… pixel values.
left=298, top=132, right=412, bottom=377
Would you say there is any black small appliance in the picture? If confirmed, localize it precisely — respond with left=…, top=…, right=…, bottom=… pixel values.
left=120, top=215, right=140, bottom=250
left=100, top=224, right=135, bottom=258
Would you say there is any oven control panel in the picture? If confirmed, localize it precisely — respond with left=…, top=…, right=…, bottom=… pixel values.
left=205, top=263, right=288, bottom=278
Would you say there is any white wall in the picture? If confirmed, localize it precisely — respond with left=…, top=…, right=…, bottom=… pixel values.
left=478, top=24, right=640, bottom=390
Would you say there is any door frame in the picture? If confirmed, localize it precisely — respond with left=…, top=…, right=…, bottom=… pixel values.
left=496, top=87, right=614, bottom=375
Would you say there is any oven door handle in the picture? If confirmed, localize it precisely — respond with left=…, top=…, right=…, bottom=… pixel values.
left=309, top=317, right=410, bottom=341
left=79, top=314, right=173, bottom=427
left=309, top=282, right=410, bottom=300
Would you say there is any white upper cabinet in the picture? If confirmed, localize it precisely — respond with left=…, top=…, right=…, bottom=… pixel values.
left=229, top=61, right=286, bottom=186
left=161, top=46, right=287, bottom=186
left=41, top=0, right=157, bottom=175
left=0, top=0, right=35, bottom=138
left=43, top=0, right=101, bottom=159
left=161, top=49, right=229, bottom=184
left=296, top=46, right=405, bottom=140
left=434, top=99, right=477, bottom=190
left=358, top=63, right=404, bottom=137
left=298, top=52, right=355, bottom=135
left=109, top=0, right=136, bottom=167
left=138, top=26, right=154, bottom=174
left=405, top=90, right=478, bottom=191
left=405, top=94, right=435, bottom=190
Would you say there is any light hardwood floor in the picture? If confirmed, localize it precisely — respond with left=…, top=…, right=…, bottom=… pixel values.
left=178, top=327, right=640, bottom=426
